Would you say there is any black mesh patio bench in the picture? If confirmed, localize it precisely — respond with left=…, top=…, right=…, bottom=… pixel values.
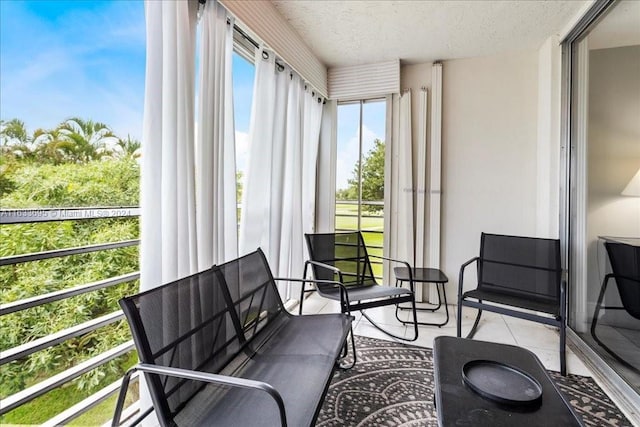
left=112, top=249, right=353, bottom=427
left=456, top=233, right=567, bottom=375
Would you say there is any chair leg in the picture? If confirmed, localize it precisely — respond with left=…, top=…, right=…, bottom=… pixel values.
left=298, top=280, right=306, bottom=315
left=591, top=328, right=640, bottom=375
left=467, top=308, right=483, bottom=338
left=590, top=275, right=609, bottom=343
left=440, top=284, right=450, bottom=327
left=590, top=276, right=640, bottom=375
left=405, top=296, right=419, bottom=341
left=457, top=299, right=483, bottom=339
left=362, top=310, right=416, bottom=341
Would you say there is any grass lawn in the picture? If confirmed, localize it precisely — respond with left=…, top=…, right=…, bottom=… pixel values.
left=335, top=202, right=384, bottom=277
left=1, top=352, right=138, bottom=426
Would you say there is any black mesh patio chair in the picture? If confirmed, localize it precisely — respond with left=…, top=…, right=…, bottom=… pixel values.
left=112, top=249, right=353, bottom=427
left=457, top=233, right=567, bottom=375
left=591, top=242, right=640, bottom=374
left=303, top=231, right=419, bottom=341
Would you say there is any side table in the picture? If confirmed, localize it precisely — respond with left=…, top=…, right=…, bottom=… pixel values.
left=394, top=267, right=449, bottom=327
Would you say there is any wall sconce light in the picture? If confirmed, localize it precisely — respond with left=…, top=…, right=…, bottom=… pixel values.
left=621, top=167, right=640, bottom=196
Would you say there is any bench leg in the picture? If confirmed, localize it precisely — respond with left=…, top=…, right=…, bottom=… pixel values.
left=560, top=322, right=567, bottom=376
left=457, top=298, right=463, bottom=337
left=339, top=327, right=357, bottom=370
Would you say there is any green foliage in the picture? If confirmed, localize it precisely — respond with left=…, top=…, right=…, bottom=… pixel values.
left=1, top=117, right=141, bottom=164
left=0, top=118, right=141, bottom=423
left=338, top=139, right=385, bottom=213
left=2, top=159, right=139, bottom=208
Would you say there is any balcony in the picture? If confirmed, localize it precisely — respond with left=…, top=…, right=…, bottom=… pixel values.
left=0, top=207, right=599, bottom=426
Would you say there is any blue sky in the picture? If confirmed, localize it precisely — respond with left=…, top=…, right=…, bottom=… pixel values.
left=0, top=0, right=382, bottom=188
left=0, top=0, right=146, bottom=139
left=336, top=101, right=386, bottom=190
left=0, top=0, right=255, bottom=143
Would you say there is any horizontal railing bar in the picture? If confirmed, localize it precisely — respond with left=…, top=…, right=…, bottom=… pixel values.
left=335, top=214, right=385, bottom=220
left=0, top=272, right=140, bottom=316
left=0, top=240, right=140, bottom=266
left=0, top=207, right=140, bottom=224
left=335, top=200, right=384, bottom=206
left=43, top=373, right=140, bottom=427
left=334, top=228, right=383, bottom=234
left=1, top=341, right=135, bottom=415
left=0, top=311, right=125, bottom=365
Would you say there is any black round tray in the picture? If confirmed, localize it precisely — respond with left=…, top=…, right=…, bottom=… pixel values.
left=462, top=360, right=543, bottom=406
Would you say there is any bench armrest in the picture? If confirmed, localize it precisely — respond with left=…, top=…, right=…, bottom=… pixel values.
left=112, top=364, right=288, bottom=427
left=458, top=257, right=480, bottom=296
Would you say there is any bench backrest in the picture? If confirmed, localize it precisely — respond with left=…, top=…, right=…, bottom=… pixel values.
left=119, top=248, right=285, bottom=426
left=478, top=233, right=562, bottom=307
left=215, top=249, right=288, bottom=344
left=305, top=231, right=378, bottom=288
left=606, top=242, right=640, bottom=320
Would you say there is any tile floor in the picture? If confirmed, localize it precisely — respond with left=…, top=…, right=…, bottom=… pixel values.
left=298, top=291, right=593, bottom=377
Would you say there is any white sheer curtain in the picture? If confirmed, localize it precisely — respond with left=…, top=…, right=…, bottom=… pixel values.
left=315, top=100, right=337, bottom=233
left=195, top=0, right=238, bottom=269
left=239, top=47, right=324, bottom=296
left=141, top=0, right=198, bottom=292
left=385, top=91, right=415, bottom=286
left=140, top=1, right=198, bottom=423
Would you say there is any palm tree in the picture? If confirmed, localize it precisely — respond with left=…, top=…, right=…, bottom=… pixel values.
left=114, top=135, right=141, bottom=159
left=0, top=119, right=38, bottom=160
left=57, top=118, right=118, bottom=162
left=32, top=127, right=69, bottom=164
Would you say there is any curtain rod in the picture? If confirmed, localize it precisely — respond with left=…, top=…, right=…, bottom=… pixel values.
left=199, top=0, right=260, bottom=50
left=228, top=18, right=260, bottom=50
left=201, top=0, right=324, bottom=104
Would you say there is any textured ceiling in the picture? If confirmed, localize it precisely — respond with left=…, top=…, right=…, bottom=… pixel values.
left=270, top=0, right=589, bottom=67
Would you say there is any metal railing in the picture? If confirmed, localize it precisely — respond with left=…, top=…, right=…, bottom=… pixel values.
left=335, top=199, right=385, bottom=278
left=0, top=207, right=140, bottom=425
left=0, top=202, right=384, bottom=423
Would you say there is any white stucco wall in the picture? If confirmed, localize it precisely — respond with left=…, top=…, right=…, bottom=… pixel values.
left=440, top=51, right=540, bottom=293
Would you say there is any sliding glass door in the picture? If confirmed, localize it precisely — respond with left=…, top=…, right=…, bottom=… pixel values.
left=565, top=0, right=640, bottom=397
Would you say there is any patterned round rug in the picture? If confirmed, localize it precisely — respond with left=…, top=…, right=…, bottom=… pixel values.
left=316, top=336, right=631, bottom=427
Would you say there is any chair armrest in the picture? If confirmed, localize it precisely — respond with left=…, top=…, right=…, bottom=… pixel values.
left=305, top=260, right=341, bottom=274
left=274, top=276, right=352, bottom=314
left=113, top=364, right=288, bottom=427
left=369, top=254, right=413, bottom=288
left=302, top=261, right=351, bottom=314
left=458, top=257, right=480, bottom=296
left=369, top=254, right=411, bottom=270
